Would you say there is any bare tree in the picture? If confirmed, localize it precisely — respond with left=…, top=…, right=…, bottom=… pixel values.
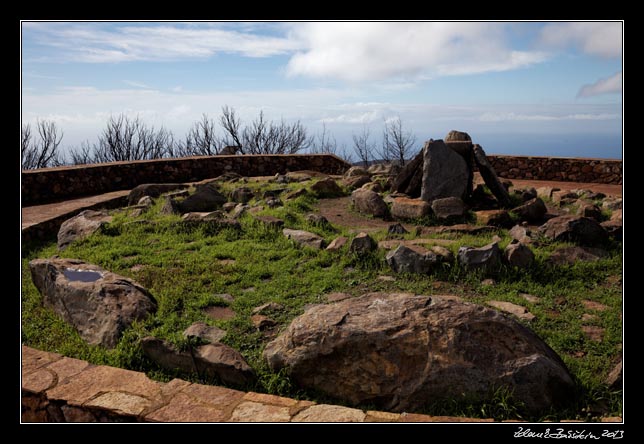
left=310, top=123, right=337, bottom=155
left=382, top=116, right=416, bottom=166
left=68, top=141, right=94, bottom=165
left=21, top=120, right=64, bottom=169
left=338, top=143, right=354, bottom=164
left=174, top=114, right=221, bottom=157
left=90, top=114, right=174, bottom=163
left=219, top=105, right=243, bottom=153
left=352, top=125, right=374, bottom=168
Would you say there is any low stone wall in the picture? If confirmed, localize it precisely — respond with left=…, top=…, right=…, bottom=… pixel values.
left=486, top=155, right=622, bottom=185
left=22, top=345, right=495, bottom=423
left=22, top=154, right=351, bottom=206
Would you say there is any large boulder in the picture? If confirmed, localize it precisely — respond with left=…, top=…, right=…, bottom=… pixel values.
left=538, top=215, right=609, bottom=247
left=472, top=144, right=512, bottom=208
left=512, top=198, right=547, bottom=223
left=263, top=293, right=575, bottom=415
left=141, top=337, right=255, bottom=386
left=57, top=210, right=113, bottom=251
left=457, top=242, right=501, bottom=273
left=421, top=139, right=469, bottom=204
left=431, top=197, right=465, bottom=219
left=127, top=183, right=188, bottom=206
left=178, top=183, right=227, bottom=213
left=386, top=245, right=441, bottom=274
left=29, top=258, right=157, bottom=348
left=351, top=189, right=389, bottom=218
left=392, top=150, right=424, bottom=197
left=391, top=197, right=431, bottom=220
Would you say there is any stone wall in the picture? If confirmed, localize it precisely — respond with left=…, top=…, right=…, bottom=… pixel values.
left=22, top=154, right=351, bottom=206
left=485, top=155, right=622, bottom=185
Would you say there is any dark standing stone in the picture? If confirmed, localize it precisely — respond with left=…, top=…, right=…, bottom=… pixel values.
left=421, top=139, right=469, bottom=204
left=392, top=149, right=424, bottom=197
left=444, top=130, right=475, bottom=198
left=472, top=144, right=512, bottom=208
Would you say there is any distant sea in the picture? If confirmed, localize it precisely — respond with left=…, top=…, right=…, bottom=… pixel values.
left=474, top=133, right=622, bottom=160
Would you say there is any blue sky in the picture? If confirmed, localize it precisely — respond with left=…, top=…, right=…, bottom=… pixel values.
left=21, top=21, right=623, bottom=160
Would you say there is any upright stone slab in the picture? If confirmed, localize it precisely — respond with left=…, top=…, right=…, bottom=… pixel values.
left=420, top=139, right=469, bottom=204
left=444, top=130, right=475, bottom=198
left=472, top=144, right=512, bottom=208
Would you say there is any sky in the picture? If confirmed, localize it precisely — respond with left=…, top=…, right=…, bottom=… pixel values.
left=21, top=21, right=623, bottom=160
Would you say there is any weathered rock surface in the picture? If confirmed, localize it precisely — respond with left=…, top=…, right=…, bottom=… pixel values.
left=472, top=144, right=512, bottom=208
left=548, top=246, right=609, bottom=265
left=386, top=245, right=440, bottom=274
left=391, top=197, right=431, bottom=220
left=326, top=236, right=348, bottom=252
left=509, top=225, right=533, bottom=244
left=600, top=219, right=622, bottom=240
left=605, top=359, right=622, bottom=390
left=487, top=300, right=535, bottom=322
left=538, top=215, right=608, bottom=247
left=457, top=242, right=501, bottom=273
left=344, top=166, right=370, bottom=177
left=140, top=337, right=255, bottom=386
left=127, top=183, right=188, bottom=206
left=431, top=197, right=465, bottom=219
left=349, top=232, right=377, bottom=254
left=183, top=322, right=226, bottom=344
left=392, top=150, right=424, bottom=197
left=283, top=229, right=325, bottom=249
left=421, top=139, right=469, bottom=204
left=512, top=198, right=547, bottom=223
left=505, top=242, right=535, bottom=268
left=342, top=175, right=371, bottom=191
left=178, top=184, right=227, bottom=213
left=602, top=197, right=622, bottom=211
left=576, top=201, right=602, bottom=221
left=351, top=189, right=389, bottom=218
left=311, top=178, right=344, bottom=198
left=475, top=209, right=513, bottom=228
left=230, top=187, right=254, bottom=204
left=387, top=223, right=409, bottom=235
left=57, top=210, right=113, bottom=250
left=263, top=293, right=574, bottom=414
left=29, top=258, right=157, bottom=348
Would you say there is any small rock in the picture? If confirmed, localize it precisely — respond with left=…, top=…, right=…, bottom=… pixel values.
left=475, top=210, right=513, bottom=228
left=457, top=242, right=501, bottom=273
left=251, top=315, right=277, bottom=331
left=351, top=189, right=389, bottom=218
left=327, top=292, right=352, bottom=302
left=552, top=190, right=579, bottom=205
left=386, top=245, right=440, bottom=274
left=519, top=187, right=537, bottom=202
left=183, top=322, right=226, bottom=344
left=520, top=293, right=541, bottom=304
left=306, top=213, right=331, bottom=227
left=509, top=225, right=532, bottom=244
left=391, top=197, right=431, bottom=220
left=349, top=232, right=377, bottom=254
left=263, top=188, right=287, bottom=199
left=127, top=183, right=188, bottom=205
left=387, top=223, right=409, bottom=235
left=539, top=215, right=608, bottom=247
left=342, top=175, right=371, bottom=191
left=311, top=178, right=344, bottom=198
left=326, top=236, right=348, bottom=251
left=252, top=302, right=284, bottom=315
left=284, top=188, right=308, bottom=201
left=505, top=242, right=535, bottom=268
left=431, top=197, right=465, bottom=219
left=610, top=209, right=622, bottom=221
left=265, top=198, right=282, bottom=208
left=576, top=200, right=602, bottom=221
left=548, top=246, right=609, bottom=265
left=602, top=197, right=622, bottom=211
left=488, top=300, right=536, bottom=322
left=179, top=184, right=227, bottom=213
left=344, top=166, right=371, bottom=177
left=57, top=210, right=113, bottom=251
left=222, top=202, right=237, bottom=212
left=481, top=278, right=496, bottom=287
left=512, top=198, right=547, bottom=223
left=254, top=215, right=285, bottom=229
left=536, top=186, right=558, bottom=200
left=213, top=294, right=235, bottom=303
left=431, top=245, right=454, bottom=263
left=283, top=228, right=325, bottom=249
left=138, top=196, right=154, bottom=207
left=600, top=219, right=622, bottom=240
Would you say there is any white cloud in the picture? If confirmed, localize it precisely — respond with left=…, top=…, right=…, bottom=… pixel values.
left=286, top=22, right=546, bottom=82
left=539, top=22, right=622, bottom=58
left=478, top=111, right=620, bottom=122
left=25, top=22, right=302, bottom=63
left=123, top=80, right=152, bottom=89
left=577, top=72, right=622, bottom=97
left=320, top=111, right=381, bottom=124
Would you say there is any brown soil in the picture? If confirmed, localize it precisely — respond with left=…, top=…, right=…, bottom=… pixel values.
left=203, top=306, right=235, bottom=321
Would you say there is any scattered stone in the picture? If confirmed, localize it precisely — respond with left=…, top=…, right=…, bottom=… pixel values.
left=342, top=175, right=372, bottom=191
left=610, top=209, right=622, bottom=221
left=481, top=278, right=496, bottom=287
left=509, top=225, right=532, bottom=244
left=539, top=215, right=608, bottom=247
left=311, top=178, right=344, bottom=198
left=379, top=238, right=455, bottom=250
left=431, top=197, right=465, bottom=219
left=416, top=224, right=495, bottom=236
left=138, top=196, right=154, bottom=207
left=581, top=313, right=598, bottom=322
left=521, top=293, right=541, bottom=304
left=386, top=245, right=440, bottom=274
left=349, top=232, right=377, bottom=254
left=284, top=188, right=308, bottom=201
left=252, top=302, right=284, bottom=315
left=222, top=202, right=237, bottom=212
left=376, top=275, right=396, bottom=282
left=391, top=197, right=431, bottom=220
left=552, top=191, right=579, bottom=205
left=305, top=213, right=331, bottom=227
left=265, top=197, right=282, bottom=208
left=230, top=187, right=254, bottom=204
left=292, top=405, right=366, bottom=423
left=283, top=228, right=325, bottom=249
left=488, top=301, right=535, bottom=322
left=511, top=198, right=547, bottom=223
left=368, top=163, right=400, bottom=176
left=605, top=360, right=622, bottom=390
left=580, top=190, right=606, bottom=200
left=518, top=187, right=537, bottom=202
left=203, top=306, right=235, bottom=321
left=286, top=172, right=313, bottom=182
left=263, top=293, right=574, bottom=414
left=475, top=209, right=513, bottom=228
left=344, top=166, right=370, bottom=177
left=457, top=242, right=501, bottom=273
left=181, top=211, right=225, bottom=221
left=548, top=246, right=609, bottom=266
left=262, top=188, right=287, bottom=199
left=431, top=245, right=455, bottom=263
left=351, top=189, right=389, bottom=218
left=141, top=336, right=255, bottom=386
left=361, top=181, right=384, bottom=193
left=326, top=236, right=348, bottom=252
left=229, top=203, right=249, bottom=220
left=57, top=210, right=113, bottom=250
left=600, top=219, right=622, bottom=240
left=505, top=242, right=535, bottom=268
left=127, top=183, right=188, bottom=206
left=392, top=150, right=424, bottom=197
left=602, top=197, right=622, bottom=211
left=183, top=322, right=226, bottom=344
left=576, top=201, right=602, bottom=221
left=387, top=223, right=409, bottom=235
left=254, top=215, right=284, bottom=229
left=421, top=139, right=469, bottom=204
left=536, top=186, right=558, bottom=200
left=178, top=184, right=227, bottom=213
left=29, top=258, right=157, bottom=348
left=251, top=315, right=277, bottom=331
left=472, top=144, right=512, bottom=208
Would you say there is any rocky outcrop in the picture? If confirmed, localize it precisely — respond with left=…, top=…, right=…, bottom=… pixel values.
left=263, top=293, right=575, bottom=415
left=351, top=189, right=389, bottom=218
left=29, top=258, right=157, bottom=348
left=140, top=337, right=255, bottom=386
left=421, top=139, right=469, bottom=204
left=538, top=215, right=608, bottom=247
left=57, top=210, right=113, bottom=251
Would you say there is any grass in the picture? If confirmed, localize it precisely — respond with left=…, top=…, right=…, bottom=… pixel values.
left=21, top=178, right=622, bottom=422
